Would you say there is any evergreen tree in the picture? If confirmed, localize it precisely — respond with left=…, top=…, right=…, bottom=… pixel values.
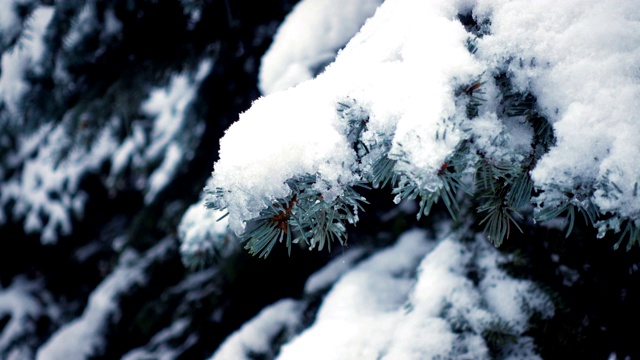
left=0, top=0, right=639, bottom=359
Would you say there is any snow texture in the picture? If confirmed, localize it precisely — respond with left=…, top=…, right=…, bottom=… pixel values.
left=259, top=0, right=383, bottom=95
left=178, top=192, right=238, bottom=265
left=276, top=229, right=552, bottom=359
left=134, top=59, right=211, bottom=204
left=0, top=277, right=59, bottom=359
left=61, top=0, right=122, bottom=52
left=210, top=299, right=303, bottom=360
left=473, top=0, right=640, bottom=221
left=0, top=0, right=20, bottom=39
left=121, top=318, right=197, bottom=360
left=211, top=0, right=483, bottom=234
left=1, top=124, right=118, bottom=243
left=0, top=5, right=53, bottom=116
left=303, top=247, right=367, bottom=294
left=207, top=0, right=640, bottom=236
left=0, top=51, right=211, bottom=242
left=210, top=228, right=553, bottom=359
left=36, top=238, right=175, bottom=360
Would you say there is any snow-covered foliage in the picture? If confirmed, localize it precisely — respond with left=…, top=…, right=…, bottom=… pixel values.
left=210, top=299, right=304, bottom=360
left=110, top=59, right=212, bottom=204
left=202, top=0, right=640, bottom=253
left=1, top=123, right=118, bottom=243
left=474, top=0, right=640, bottom=243
left=213, top=229, right=553, bottom=359
left=121, top=318, right=197, bottom=360
left=178, top=192, right=238, bottom=268
left=0, top=5, right=52, bottom=116
left=0, top=0, right=212, bottom=243
left=36, top=238, right=175, bottom=360
left=0, top=277, right=59, bottom=359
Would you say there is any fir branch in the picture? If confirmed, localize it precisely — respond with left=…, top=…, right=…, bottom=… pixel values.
left=507, top=171, right=533, bottom=209
left=462, top=80, right=486, bottom=119
left=478, top=200, right=522, bottom=247
left=494, top=73, right=537, bottom=118
left=203, top=186, right=229, bottom=211
left=528, top=115, right=556, bottom=155
left=338, top=98, right=370, bottom=157
left=239, top=174, right=367, bottom=258
left=615, top=220, right=640, bottom=251
left=294, top=176, right=368, bottom=252
left=465, top=36, right=478, bottom=54
left=391, top=149, right=469, bottom=222
left=534, top=192, right=599, bottom=238
left=371, top=155, right=397, bottom=189
left=482, top=318, right=518, bottom=357
left=475, top=160, right=524, bottom=246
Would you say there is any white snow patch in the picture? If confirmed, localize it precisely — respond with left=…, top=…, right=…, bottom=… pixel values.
left=178, top=194, right=237, bottom=264
left=304, top=247, right=367, bottom=294
left=0, top=6, right=53, bottom=115
left=202, top=0, right=640, bottom=239
left=145, top=142, right=183, bottom=203
left=259, top=0, right=383, bottom=95
left=0, top=277, right=57, bottom=357
left=117, top=59, right=212, bottom=204
left=277, top=229, right=435, bottom=359
left=121, top=318, right=197, bottom=360
left=210, top=299, right=303, bottom=360
left=36, top=239, right=174, bottom=360
left=0, top=0, right=20, bottom=36
left=475, top=0, right=640, bottom=219
left=1, top=123, right=118, bottom=243
left=276, top=229, right=552, bottom=359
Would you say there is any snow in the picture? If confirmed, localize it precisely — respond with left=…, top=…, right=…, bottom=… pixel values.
left=210, top=299, right=303, bottom=360
left=60, top=1, right=122, bottom=56
left=303, top=247, right=367, bottom=294
left=0, top=277, right=58, bottom=359
left=118, top=59, right=212, bottom=204
left=1, top=124, right=118, bottom=243
left=0, top=0, right=18, bottom=33
left=178, top=193, right=238, bottom=266
left=62, top=3, right=94, bottom=49
left=0, top=0, right=20, bottom=44
left=0, top=5, right=54, bottom=115
left=259, top=0, right=383, bottom=95
left=145, top=142, right=183, bottom=203
left=1, top=50, right=211, bottom=242
left=204, top=0, right=640, bottom=239
left=209, top=228, right=552, bottom=359
left=474, top=0, right=640, bottom=221
left=55, top=0, right=122, bottom=67
left=36, top=238, right=174, bottom=360
left=121, top=319, right=197, bottom=360
left=275, top=229, right=431, bottom=360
